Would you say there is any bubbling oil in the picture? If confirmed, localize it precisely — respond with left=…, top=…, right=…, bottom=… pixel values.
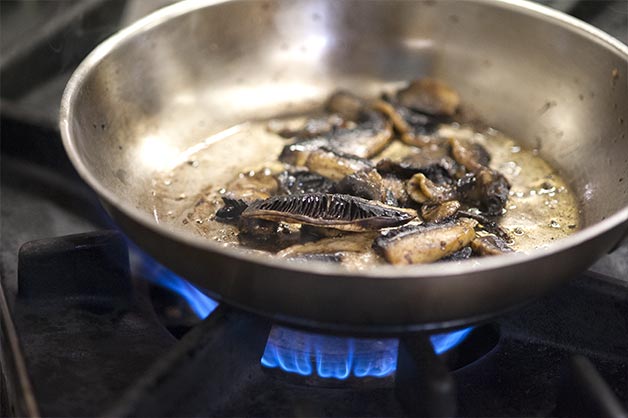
left=150, top=119, right=580, bottom=268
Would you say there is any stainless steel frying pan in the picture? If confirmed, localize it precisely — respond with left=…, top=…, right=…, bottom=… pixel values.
left=59, top=0, right=628, bottom=334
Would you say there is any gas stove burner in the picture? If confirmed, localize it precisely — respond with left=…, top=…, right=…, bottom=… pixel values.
left=136, top=249, right=476, bottom=382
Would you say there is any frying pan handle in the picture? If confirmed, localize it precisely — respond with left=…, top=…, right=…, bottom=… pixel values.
left=608, top=223, right=628, bottom=253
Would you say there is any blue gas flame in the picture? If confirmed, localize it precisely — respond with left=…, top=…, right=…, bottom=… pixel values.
left=133, top=252, right=219, bottom=318
left=150, top=268, right=219, bottom=318
left=431, top=327, right=473, bottom=355
left=134, top=250, right=471, bottom=380
left=260, top=327, right=398, bottom=379
left=260, top=325, right=472, bottom=380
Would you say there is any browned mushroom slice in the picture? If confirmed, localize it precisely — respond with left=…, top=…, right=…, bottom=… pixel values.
left=457, top=168, right=510, bottom=216
left=469, top=143, right=491, bottom=167
left=325, top=90, right=366, bottom=121
left=410, top=146, right=460, bottom=177
left=470, top=235, right=513, bottom=256
left=396, top=78, right=460, bottom=116
left=277, top=105, right=392, bottom=161
left=278, top=138, right=329, bottom=166
left=457, top=210, right=511, bottom=242
left=241, top=193, right=416, bottom=232
left=224, top=170, right=279, bottom=201
left=268, top=115, right=342, bottom=140
left=330, top=111, right=393, bottom=158
left=376, top=145, right=460, bottom=182
left=407, top=173, right=458, bottom=204
left=305, top=150, right=371, bottom=181
left=474, top=168, right=510, bottom=215
left=449, top=137, right=489, bottom=172
left=454, top=173, right=478, bottom=199
left=440, top=246, right=473, bottom=262
left=238, top=220, right=304, bottom=252
left=333, top=170, right=386, bottom=202
left=237, top=218, right=278, bottom=241
left=301, top=224, right=346, bottom=238
left=305, top=147, right=375, bottom=181
left=371, top=99, right=443, bottom=147
left=276, top=170, right=335, bottom=195
left=277, top=115, right=392, bottom=160
left=371, top=99, right=412, bottom=136
left=420, top=200, right=461, bottom=223
left=381, top=175, right=411, bottom=207
left=401, top=120, right=445, bottom=148
left=373, top=218, right=477, bottom=265
left=449, top=138, right=510, bottom=215
left=215, top=196, right=249, bottom=221
left=277, top=232, right=377, bottom=258
left=215, top=170, right=280, bottom=221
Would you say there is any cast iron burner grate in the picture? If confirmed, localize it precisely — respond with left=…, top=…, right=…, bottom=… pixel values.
left=1, top=230, right=626, bottom=417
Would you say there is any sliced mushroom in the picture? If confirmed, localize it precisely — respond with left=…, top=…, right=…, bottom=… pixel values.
left=276, top=170, right=335, bottom=195
left=371, top=98, right=443, bottom=147
left=407, top=173, right=458, bottom=204
left=381, top=175, right=411, bottom=207
left=457, top=210, right=511, bottom=242
left=470, top=234, right=513, bottom=256
left=373, top=218, right=477, bottom=265
left=449, top=137, right=489, bottom=172
left=333, top=170, right=386, bottom=202
left=329, top=111, right=393, bottom=158
left=469, top=143, right=491, bottom=167
left=301, top=224, right=346, bottom=238
left=440, top=246, right=473, bottom=262
left=222, top=170, right=279, bottom=202
left=279, top=143, right=375, bottom=181
left=420, top=200, right=461, bottom=223
left=475, top=168, right=510, bottom=215
left=455, top=173, right=478, bottom=199
left=325, top=90, right=366, bottom=121
left=456, top=168, right=510, bottom=215
left=449, top=138, right=510, bottom=215
left=268, top=115, right=342, bottom=140
left=215, top=169, right=279, bottom=222
left=376, top=146, right=459, bottom=182
left=277, top=92, right=392, bottom=161
left=238, top=220, right=303, bottom=252
left=397, top=78, right=460, bottom=116
left=305, top=148, right=374, bottom=181
left=237, top=218, right=278, bottom=240
left=278, top=138, right=330, bottom=166
left=277, top=233, right=377, bottom=258
left=215, top=196, right=248, bottom=222
left=371, top=99, right=412, bottom=135
left=375, top=158, right=416, bottom=178
left=241, top=193, right=416, bottom=232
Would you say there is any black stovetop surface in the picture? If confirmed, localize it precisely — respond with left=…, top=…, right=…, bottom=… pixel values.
left=1, top=1, right=627, bottom=417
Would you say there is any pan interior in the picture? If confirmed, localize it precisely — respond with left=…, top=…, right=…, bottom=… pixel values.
left=66, top=0, right=628, bottom=258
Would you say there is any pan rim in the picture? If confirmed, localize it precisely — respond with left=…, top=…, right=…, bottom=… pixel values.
left=59, top=0, right=628, bottom=280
